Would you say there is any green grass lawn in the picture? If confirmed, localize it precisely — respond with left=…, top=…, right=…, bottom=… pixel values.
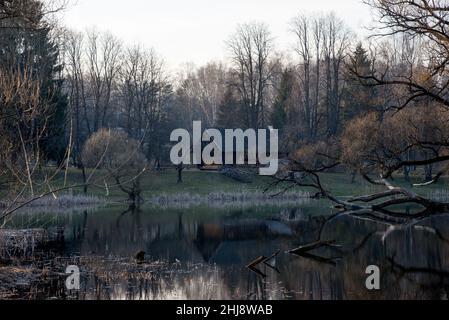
left=59, top=169, right=274, bottom=200
left=50, top=168, right=449, bottom=202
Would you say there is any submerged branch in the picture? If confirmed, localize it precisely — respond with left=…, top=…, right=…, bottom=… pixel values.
left=289, top=240, right=339, bottom=255
left=348, top=190, right=404, bottom=203
left=388, top=257, right=449, bottom=278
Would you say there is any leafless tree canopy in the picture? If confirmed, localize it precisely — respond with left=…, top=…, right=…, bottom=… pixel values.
left=357, top=0, right=449, bottom=109
left=291, top=13, right=351, bottom=138
left=227, top=22, right=275, bottom=128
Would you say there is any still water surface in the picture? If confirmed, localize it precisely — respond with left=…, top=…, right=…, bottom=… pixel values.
left=7, top=201, right=449, bottom=300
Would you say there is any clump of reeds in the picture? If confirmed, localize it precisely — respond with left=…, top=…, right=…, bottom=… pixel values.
left=26, top=193, right=105, bottom=208
left=426, top=189, right=449, bottom=202
left=0, top=228, right=48, bottom=258
left=1, top=193, right=106, bottom=211
left=147, top=190, right=310, bottom=209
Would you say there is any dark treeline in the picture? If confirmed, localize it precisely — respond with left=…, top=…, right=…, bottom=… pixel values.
left=2, top=0, right=449, bottom=205
left=62, top=13, right=381, bottom=166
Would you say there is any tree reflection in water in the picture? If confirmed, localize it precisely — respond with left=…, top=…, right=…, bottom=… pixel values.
left=3, top=205, right=449, bottom=300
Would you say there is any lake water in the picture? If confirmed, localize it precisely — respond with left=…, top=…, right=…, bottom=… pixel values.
left=5, top=201, right=449, bottom=300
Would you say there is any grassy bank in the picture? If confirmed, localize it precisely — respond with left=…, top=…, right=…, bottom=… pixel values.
left=58, top=168, right=449, bottom=200
left=4, top=168, right=449, bottom=204
left=61, top=169, right=277, bottom=200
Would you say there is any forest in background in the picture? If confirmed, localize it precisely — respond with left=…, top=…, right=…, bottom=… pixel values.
left=2, top=0, right=449, bottom=213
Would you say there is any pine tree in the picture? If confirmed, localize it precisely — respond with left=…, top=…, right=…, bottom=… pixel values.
left=216, top=88, right=244, bottom=129
left=0, top=0, right=68, bottom=164
left=342, top=43, right=377, bottom=122
left=271, top=69, right=294, bottom=131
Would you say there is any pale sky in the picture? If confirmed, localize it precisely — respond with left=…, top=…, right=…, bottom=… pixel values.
left=62, top=0, right=373, bottom=70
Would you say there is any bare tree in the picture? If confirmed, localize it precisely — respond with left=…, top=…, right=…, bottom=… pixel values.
left=227, top=22, right=274, bottom=128
left=85, top=29, right=122, bottom=134
left=291, top=13, right=351, bottom=139
left=357, top=1, right=449, bottom=110
left=291, top=15, right=322, bottom=139
left=65, top=30, right=89, bottom=191
left=322, top=13, right=351, bottom=136
left=175, top=62, right=227, bottom=127
left=118, top=45, right=171, bottom=165
left=193, top=63, right=227, bottom=127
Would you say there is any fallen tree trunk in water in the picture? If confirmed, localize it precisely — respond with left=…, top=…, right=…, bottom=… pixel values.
left=289, top=240, right=339, bottom=255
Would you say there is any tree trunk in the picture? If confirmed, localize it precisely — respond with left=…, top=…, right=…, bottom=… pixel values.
left=425, top=164, right=433, bottom=182
left=403, top=166, right=410, bottom=182
left=351, top=170, right=357, bottom=184
left=177, top=164, right=183, bottom=184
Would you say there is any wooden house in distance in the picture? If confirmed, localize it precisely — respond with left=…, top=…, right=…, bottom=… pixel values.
left=196, top=128, right=289, bottom=172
